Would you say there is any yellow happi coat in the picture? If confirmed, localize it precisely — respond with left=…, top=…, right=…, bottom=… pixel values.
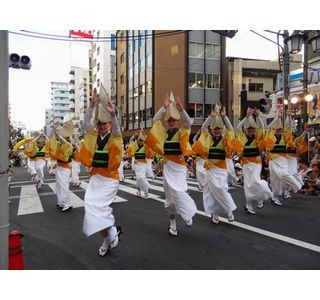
left=284, top=129, right=308, bottom=157
left=44, top=137, right=73, bottom=169
left=23, top=139, right=47, bottom=161
left=234, top=128, right=265, bottom=164
left=192, top=129, right=234, bottom=170
left=127, top=140, right=154, bottom=163
left=75, top=128, right=123, bottom=180
left=145, top=120, right=194, bottom=166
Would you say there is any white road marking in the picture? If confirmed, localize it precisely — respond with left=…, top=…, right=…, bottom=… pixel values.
left=18, top=185, right=44, bottom=215
left=47, top=182, right=84, bottom=208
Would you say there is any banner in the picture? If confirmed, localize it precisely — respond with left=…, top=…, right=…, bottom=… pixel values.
left=69, top=30, right=95, bottom=39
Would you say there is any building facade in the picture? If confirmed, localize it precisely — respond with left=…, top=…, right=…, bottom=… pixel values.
left=116, top=30, right=226, bottom=138
left=64, top=66, right=90, bottom=137
left=50, top=81, right=70, bottom=128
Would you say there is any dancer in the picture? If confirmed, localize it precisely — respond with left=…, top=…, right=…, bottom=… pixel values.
left=45, top=120, right=74, bottom=211
left=22, top=132, right=48, bottom=189
left=76, top=85, right=123, bottom=256
left=265, top=110, right=303, bottom=205
left=145, top=92, right=197, bottom=236
left=192, top=106, right=237, bottom=224
left=282, top=112, right=308, bottom=198
left=127, top=129, right=154, bottom=199
left=234, top=108, right=273, bottom=215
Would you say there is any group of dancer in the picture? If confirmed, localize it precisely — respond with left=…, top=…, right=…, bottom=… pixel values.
left=13, top=86, right=308, bottom=257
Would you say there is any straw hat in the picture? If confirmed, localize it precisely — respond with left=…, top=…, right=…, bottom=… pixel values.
left=210, top=115, right=225, bottom=129
left=164, top=91, right=181, bottom=121
left=94, top=84, right=112, bottom=124
left=57, top=120, right=74, bottom=138
left=37, top=136, right=46, bottom=143
left=244, top=116, right=258, bottom=129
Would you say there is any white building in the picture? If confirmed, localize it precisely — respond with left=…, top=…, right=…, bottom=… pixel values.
left=64, top=66, right=90, bottom=137
left=91, top=30, right=116, bottom=102
left=50, top=81, right=70, bottom=128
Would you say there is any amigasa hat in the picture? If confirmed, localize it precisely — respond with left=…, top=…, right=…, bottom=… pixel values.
left=244, top=116, right=258, bottom=129
left=95, top=84, right=112, bottom=123
left=210, top=114, right=225, bottom=129
left=164, top=91, right=181, bottom=121
left=57, top=120, right=74, bottom=138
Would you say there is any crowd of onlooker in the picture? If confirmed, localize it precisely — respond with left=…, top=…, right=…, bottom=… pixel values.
left=297, top=134, right=320, bottom=196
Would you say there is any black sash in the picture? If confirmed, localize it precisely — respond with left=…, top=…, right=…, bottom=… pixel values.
left=245, top=135, right=255, bottom=146
left=97, top=133, right=110, bottom=150
left=212, top=135, right=222, bottom=147
left=166, top=128, right=178, bottom=141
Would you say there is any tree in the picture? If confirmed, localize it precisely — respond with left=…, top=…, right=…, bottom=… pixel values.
left=9, top=124, right=25, bottom=150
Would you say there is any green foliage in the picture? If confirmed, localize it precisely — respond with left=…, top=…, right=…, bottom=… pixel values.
left=9, top=123, right=25, bottom=150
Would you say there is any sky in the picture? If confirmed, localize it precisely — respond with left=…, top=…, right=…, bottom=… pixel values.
left=8, top=29, right=284, bottom=131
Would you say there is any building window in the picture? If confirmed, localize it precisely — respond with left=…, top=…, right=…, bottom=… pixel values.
left=187, top=103, right=195, bottom=118
left=147, top=80, right=152, bottom=93
left=189, top=72, right=204, bottom=88
left=189, top=42, right=204, bottom=58
left=249, top=83, right=264, bottom=92
left=205, top=104, right=213, bottom=116
left=205, top=74, right=220, bottom=89
left=120, top=53, right=125, bottom=64
left=196, top=103, right=204, bottom=118
left=205, top=44, right=220, bottom=60
left=120, top=75, right=124, bottom=84
left=146, top=54, right=152, bottom=68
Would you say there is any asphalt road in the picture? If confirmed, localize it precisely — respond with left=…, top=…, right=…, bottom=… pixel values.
left=8, top=166, right=320, bottom=270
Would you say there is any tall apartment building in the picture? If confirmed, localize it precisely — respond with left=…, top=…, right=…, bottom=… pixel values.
left=65, top=66, right=90, bottom=137
left=91, top=30, right=116, bottom=101
left=116, top=30, right=226, bottom=138
left=50, top=81, right=70, bottom=128
left=44, top=108, right=53, bottom=136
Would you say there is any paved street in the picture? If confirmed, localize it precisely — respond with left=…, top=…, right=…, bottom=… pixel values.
left=8, top=166, right=320, bottom=270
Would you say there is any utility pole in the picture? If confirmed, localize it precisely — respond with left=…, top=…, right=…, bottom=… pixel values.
left=282, top=30, right=290, bottom=124
left=302, top=33, right=309, bottom=130
left=0, top=30, right=9, bottom=270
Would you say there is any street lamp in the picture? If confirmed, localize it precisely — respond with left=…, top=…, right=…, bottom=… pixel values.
left=284, top=30, right=320, bottom=132
left=309, top=31, right=320, bottom=53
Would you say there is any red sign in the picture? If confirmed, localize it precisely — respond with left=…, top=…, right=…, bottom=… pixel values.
left=69, top=30, right=95, bottom=39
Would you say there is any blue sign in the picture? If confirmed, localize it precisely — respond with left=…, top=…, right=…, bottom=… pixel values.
left=111, top=34, right=116, bottom=51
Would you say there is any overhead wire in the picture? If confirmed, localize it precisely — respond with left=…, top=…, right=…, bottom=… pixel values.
left=9, top=30, right=189, bottom=43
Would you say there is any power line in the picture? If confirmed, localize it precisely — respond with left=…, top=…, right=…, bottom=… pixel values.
left=9, top=30, right=189, bottom=43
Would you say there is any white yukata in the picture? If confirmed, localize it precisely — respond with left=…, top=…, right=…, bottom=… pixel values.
left=55, top=165, right=72, bottom=207
left=203, top=166, right=237, bottom=215
left=163, top=160, right=196, bottom=222
left=195, top=158, right=206, bottom=189
left=70, top=158, right=81, bottom=186
left=83, top=174, right=119, bottom=236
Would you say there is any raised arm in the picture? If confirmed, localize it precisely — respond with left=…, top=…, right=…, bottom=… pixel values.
left=221, top=107, right=233, bottom=131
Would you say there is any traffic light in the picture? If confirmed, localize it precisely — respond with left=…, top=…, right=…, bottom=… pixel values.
left=9, top=53, right=31, bottom=70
